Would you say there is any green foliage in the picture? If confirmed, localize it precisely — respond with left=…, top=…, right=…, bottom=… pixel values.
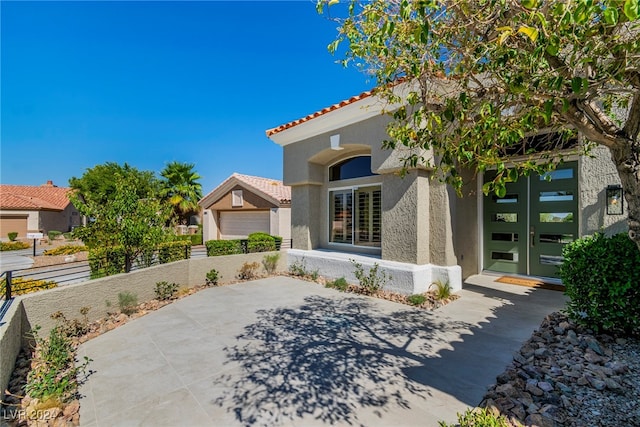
left=560, top=233, right=640, bottom=335
left=47, top=230, right=62, bottom=242
left=430, top=280, right=453, bottom=300
left=325, top=277, right=349, bottom=291
left=262, top=253, right=281, bottom=274
left=438, top=407, right=509, bottom=427
left=352, top=260, right=390, bottom=294
left=159, top=161, right=203, bottom=225
left=206, top=239, right=243, bottom=256
left=7, top=231, right=18, bottom=241
left=0, top=277, right=57, bottom=296
left=205, top=268, right=221, bottom=286
left=176, top=233, right=203, bottom=246
left=247, top=232, right=276, bottom=253
left=158, top=240, right=191, bottom=263
left=0, top=241, right=30, bottom=251
left=272, top=235, right=283, bottom=249
left=289, top=258, right=319, bottom=281
left=118, top=291, right=138, bottom=315
left=237, top=261, right=260, bottom=280
left=88, top=246, right=126, bottom=278
left=63, top=232, right=74, bottom=240
left=43, top=244, right=87, bottom=256
left=407, top=294, right=427, bottom=306
left=154, top=281, right=179, bottom=301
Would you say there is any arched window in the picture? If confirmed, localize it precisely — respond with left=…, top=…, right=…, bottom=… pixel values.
left=329, top=156, right=376, bottom=181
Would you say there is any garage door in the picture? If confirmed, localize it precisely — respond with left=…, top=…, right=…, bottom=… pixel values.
left=0, top=215, right=28, bottom=239
left=220, top=211, right=270, bottom=239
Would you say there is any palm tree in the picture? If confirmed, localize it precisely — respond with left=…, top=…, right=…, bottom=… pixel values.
left=159, top=161, right=203, bottom=225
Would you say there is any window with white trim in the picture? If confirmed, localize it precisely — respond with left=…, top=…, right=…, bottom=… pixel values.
left=329, top=186, right=381, bottom=247
left=232, top=190, right=243, bottom=207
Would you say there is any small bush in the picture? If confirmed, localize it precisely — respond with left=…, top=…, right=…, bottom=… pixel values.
left=50, top=307, right=91, bottom=338
left=352, top=260, right=390, bottom=294
left=430, top=280, right=452, bottom=300
left=237, top=261, right=260, bottom=280
left=206, top=239, right=243, bottom=256
left=118, top=292, right=138, bottom=315
left=247, top=232, right=276, bottom=253
left=407, top=294, right=427, bottom=306
left=438, top=407, right=509, bottom=427
left=43, top=244, right=87, bottom=256
left=155, top=281, right=179, bottom=300
left=7, top=231, right=18, bottom=241
left=560, top=232, right=640, bottom=335
left=205, top=268, right=221, bottom=286
left=88, top=247, right=126, bottom=278
left=289, top=258, right=319, bottom=280
left=63, top=232, right=73, bottom=240
left=326, top=277, right=349, bottom=291
left=47, top=230, right=62, bottom=242
left=1, top=277, right=57, bottom=296
left=158, top=240, right=191, bottom=263
left=262, top=253, right=280, bottom=275
left=0, top=241, right=30, bottom=251
left=176, top=234, right=203, bottom=246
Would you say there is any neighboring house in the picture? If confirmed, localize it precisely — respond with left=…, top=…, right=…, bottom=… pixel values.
left=0, top=181, right=82, bottom=239
left=199, top=173, right=291, bottom=244
left=266, top=90, right=627, bottom=294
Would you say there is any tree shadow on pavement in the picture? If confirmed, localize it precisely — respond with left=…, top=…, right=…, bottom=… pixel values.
left=212, top=295, right=471, bottom=427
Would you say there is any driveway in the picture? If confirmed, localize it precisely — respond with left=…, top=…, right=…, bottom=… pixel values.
left=78, top=275, right=566, bottom=427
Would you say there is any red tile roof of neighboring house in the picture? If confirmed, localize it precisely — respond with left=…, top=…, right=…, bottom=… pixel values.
left=231, top=173, right=291, bottom=203
left=265, top=89, right=375, bottom=137
left=0, top=182, right=73, bottom=211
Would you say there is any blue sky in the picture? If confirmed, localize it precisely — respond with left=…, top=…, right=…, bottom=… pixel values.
left=1, top=1, right=372, bottom=192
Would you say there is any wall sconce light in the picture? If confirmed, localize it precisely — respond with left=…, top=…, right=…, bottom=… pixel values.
left=330, top=134, right=343, bottom=150
left=606, top=185, right=623, bottom=215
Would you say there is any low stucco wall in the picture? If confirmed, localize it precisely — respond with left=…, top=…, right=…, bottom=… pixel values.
left=0, top=251, right=289, bottom=400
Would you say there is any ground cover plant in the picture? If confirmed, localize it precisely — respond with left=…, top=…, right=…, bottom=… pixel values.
left=1, top=241, right=30, bottom=251
left=43, top=245, right=88, bottom=256
left=0, top=277, right=57, bottom=296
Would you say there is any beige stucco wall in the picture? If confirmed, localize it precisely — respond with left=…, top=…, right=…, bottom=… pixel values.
left=0, top=301, right=25, bottom=405
left=290, top=185, right=322, bottom=250
left=452, top=170, right=480, bottom=279
left=187, top=251, right=287, bottom=286
left=579, top=145, right=628, bottom=236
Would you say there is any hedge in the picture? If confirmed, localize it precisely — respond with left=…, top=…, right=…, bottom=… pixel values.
left=206, top=239, right=243, bottom=256
left=158, top=240, right=191, bottom=264
left=247, top=232, right=276, bottom=253
left=560, top=232, right=640, bottom=336
left=88, top=247, right=126, bottom=279
left=176, top=234, right=203, bottom=246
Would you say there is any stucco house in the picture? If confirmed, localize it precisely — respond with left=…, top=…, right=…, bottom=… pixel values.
left=266, top=90, right=627, bottom=294
left=199, top=173, right=291, bottom=244
left=0, top=181, right=82, bottom=239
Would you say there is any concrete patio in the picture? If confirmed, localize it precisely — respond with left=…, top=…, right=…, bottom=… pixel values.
left=78, top=275, right=567, bottom=426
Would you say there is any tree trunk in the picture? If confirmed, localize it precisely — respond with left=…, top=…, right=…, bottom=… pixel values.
left=610, top=140, right=640, bottom=252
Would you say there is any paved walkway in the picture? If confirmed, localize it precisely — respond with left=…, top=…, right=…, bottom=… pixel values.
left=78, top=275, right=567, bottom=426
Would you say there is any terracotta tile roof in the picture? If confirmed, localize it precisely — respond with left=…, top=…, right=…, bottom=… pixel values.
left=0, top=183, right=73, bottom=211
left=265, top=89, right=374, bottom=137
left=232, top=173, right=291, bottom=203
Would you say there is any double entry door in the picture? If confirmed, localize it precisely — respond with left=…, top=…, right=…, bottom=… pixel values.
left=483, top=162, right=578, bottom=278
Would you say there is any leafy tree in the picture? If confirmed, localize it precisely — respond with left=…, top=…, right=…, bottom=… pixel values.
left=318, top=0, right=640, bottom=251
left=73, top=173, right=171, bottom=272
left=69, top=162, right=160, bottom=207
left=159, top=161, right=203, bottom=224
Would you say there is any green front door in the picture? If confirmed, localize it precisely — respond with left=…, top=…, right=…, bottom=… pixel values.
left=483, top=162, right=578, bottom=278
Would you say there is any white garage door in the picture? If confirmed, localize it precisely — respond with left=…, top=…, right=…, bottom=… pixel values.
left=220, top=211, right=270, bottom=239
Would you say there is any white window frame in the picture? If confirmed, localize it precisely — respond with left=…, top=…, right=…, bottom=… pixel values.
left=232, top=190, right=244, bottom=207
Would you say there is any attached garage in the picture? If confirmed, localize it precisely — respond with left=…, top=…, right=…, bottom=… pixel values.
left=0, top=215, right=28, bottom=239
left=220, top=211, right=270, bottom=239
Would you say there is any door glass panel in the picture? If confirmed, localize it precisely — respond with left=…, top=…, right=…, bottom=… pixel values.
left=539, top=234, right=573, bottom=244
left=539, top=212, right=573, bottom=222
left=540, top=254, right=564, bottom=265
left=492, top=233, right=519, bottom=242
left=355, top=187, right=381, bottom=247
left=539, top=191, right=574, bottom=202
left=540, top=168, right=573, bottom=181
left=329, top=191, right=352, bottom=244
left=493, top=194, right=518, bottom=204
left=491, top=251, right=518, bottom=261
left=492, top=213, right=518, bottom=222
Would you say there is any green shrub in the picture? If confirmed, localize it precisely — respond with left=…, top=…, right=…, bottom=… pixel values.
left=206, top=239, right=243, bottom=256
left=7, top=232, right=18, bottom=241
left=0, top=241, right=30, bottom=251
left=352, top=260, right=390, bottom=294
left=43, top=244, right=87, bottom=256
left=118, top=292, right=138, bottom=315
left=247, top=232, right=276, bottom=253
left=560, top=232, right=640, bottom=335
left=272, top=235, right=283, bottom=249
left=438, top=407, right=509, bottom=427
left=326, top=277, right=349, bottom=291
left=154, top=281, right=179, bottom=300
left=88, top=247, right=126, bottom=279
left=237, top=261, right=260, bottom=280
left=407, top=294, right=427, bottom=306
left=48, top=230, right=62, bottom=242
left=205, top=268, right=221, bottom=286
left=158, top=240, right=191, bottom=264
left=262, top=253, right=281, bottom=274
left=175, top=234, right=203, bottom=245
left=63, top=232, right=73, bottom=240
left=430, top=280, right=452, bottom=300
